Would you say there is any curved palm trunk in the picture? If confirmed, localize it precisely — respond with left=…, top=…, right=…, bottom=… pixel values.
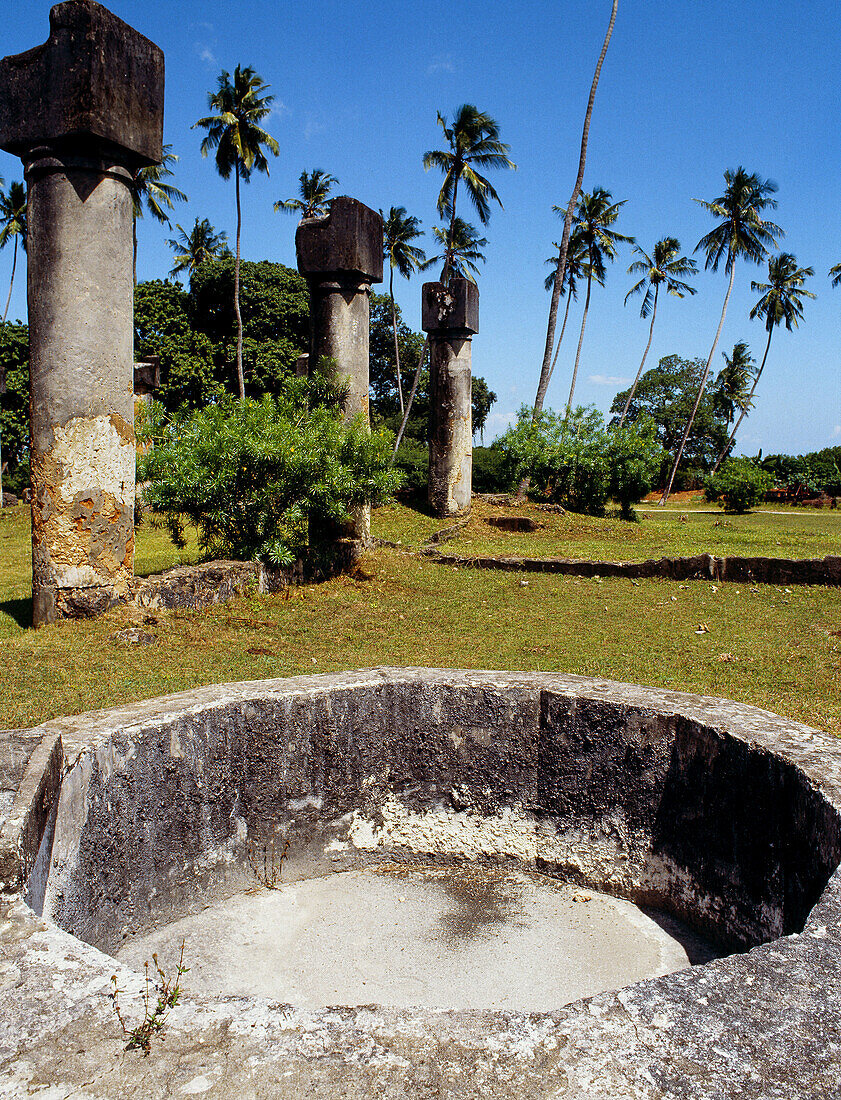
left=532, top=0, right=618, bottom=419
left=1, top=237, right=17, bottom=326
left=391, top=337, right=429, bottom=461
left=660, top=262, right=736, bottom=505
left=546, top=288, right=574, bottom=389
left=619, top=282, right=658, bottom=426
left=234, top=164, right=245, bottom=399
left=711, top=325, right=773, bottom=475
left=565, top=268, right=593, bottom=417
left=389, top=266, right=404, bottom=414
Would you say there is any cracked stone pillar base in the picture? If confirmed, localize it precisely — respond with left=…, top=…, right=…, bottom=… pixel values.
left=422, top=280, right=478, bottom=518
left=297, top=197, right=383, bottom=543
left=0, top=1, right=164, bottom=626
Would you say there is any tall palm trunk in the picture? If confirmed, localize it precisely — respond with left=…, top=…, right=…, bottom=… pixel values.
left=389, top=266, right=404, bottom=414
left=565, top=264, right=593, bottom=416
left=660, top=262, right=736, bottom=504
left=1, top=237, right=17, bottom=326
left=532, top=0, right=618, bottom=419
left=545, top=289, right=574, bottom=391
left=391, top=337, right=429, bottom=461
left=619, top=282, right=659, bottom=426
left=711, top=324, right=773, bottom=475
left=440, top=172, right=460, bottom=287
left=234, top=162, right=245, bottom=399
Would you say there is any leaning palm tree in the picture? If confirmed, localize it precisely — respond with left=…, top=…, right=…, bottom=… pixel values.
left=659, top=167, right=782, bottom=503
left=0, top=180, right=27, bottom=328
left=132, top=144, right=186, bottom=284
left=423, top=217, right=488, bottom=283
left=382, top=206, right=426, bottom=414
left=423, top=104, right=515, bottom=286
left=563, top=187, right=632, bottom=415
left=533, top=0, right=618, bottom=420
left=711, top=253, right=814, bottom=474
left=618, top=238, right=697, bottom=425
left=167, top=217, right=228, bottom=280
left=543, top=227, right=590, bottom=393
left=195, top=65, right=279, bottom=398
left=275, top=169, right=338, bottom=220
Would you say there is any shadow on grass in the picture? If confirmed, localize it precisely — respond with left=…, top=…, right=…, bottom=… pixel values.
left=0, top=597, right=32, bottom=631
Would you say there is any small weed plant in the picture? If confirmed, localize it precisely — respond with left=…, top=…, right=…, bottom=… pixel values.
left=248, top=835, right=290, bottom=889
left=110, top=940, right=188, bottom=1055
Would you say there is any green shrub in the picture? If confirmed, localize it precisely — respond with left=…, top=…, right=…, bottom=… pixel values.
left=472, top=445, right=511, bottom=493
left=391, top=438, right=428, bottom=498
left=497, top=405, right=663, bottom=517
left=705, top=457, right=773, bottom=514
left=138, top=371, right=399, bottom=564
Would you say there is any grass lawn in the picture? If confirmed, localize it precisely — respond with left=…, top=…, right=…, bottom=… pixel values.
left=1, top=500, right=839, bottom=736
left=373, top=497, right=841, bottom=561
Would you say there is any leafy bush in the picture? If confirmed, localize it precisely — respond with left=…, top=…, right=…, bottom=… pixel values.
left=138, top=370, right=399, bottom=564
left=391, top=438, right=428, bottom=498
left=497, top=405, right=663, bottom=517
left=472, top=445, right=511, bottom=493
left=705, top=457, right=773, bottom=513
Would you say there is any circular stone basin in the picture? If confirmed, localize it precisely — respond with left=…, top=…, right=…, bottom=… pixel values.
left=3, top=668, right=841, bottom=1098
left=115, top=864, right=717, bottom=1011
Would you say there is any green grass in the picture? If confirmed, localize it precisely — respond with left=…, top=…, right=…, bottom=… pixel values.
left=373, top=498, right=841, bottom=562
left=1, top=501, right=839, bottom=736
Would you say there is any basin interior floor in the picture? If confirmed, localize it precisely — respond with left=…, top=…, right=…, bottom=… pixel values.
left=115, top=863, right=721, bottom=1012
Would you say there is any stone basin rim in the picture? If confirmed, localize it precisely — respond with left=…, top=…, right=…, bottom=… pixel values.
left=2, top=667, right=841, bottom=1099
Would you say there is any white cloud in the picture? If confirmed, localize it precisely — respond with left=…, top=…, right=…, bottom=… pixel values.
left=479, top=410, right=518, bottom=442
left=198, top=47, right=217, bottom=65
left=588, top=374, right=631, bottom=386
left=427, top=54, right=456, bottom=74
left=833, top=424, right=841, bottom=437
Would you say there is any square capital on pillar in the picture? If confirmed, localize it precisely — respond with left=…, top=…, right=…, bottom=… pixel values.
left=0, top=0, right=164, bottom=168
left=422, top=279, right=479, bottom=335
left=296, top=197, right=383, bottom=284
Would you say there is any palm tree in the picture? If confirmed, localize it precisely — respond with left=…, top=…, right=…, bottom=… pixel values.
left=132, top=144, right=186, bottom=283
left=711, top=253, right=814, bottom=473
left=167, top=217, right=228, bottom=280
left=423, top=217, right=488, bottom=283
left=563, top=187, right=631, bottom=415
left=714, top=341, right=755, bottom=428
left=275, top=169, right=338, bottom=219
left=660, top=167, right=782, bottom=503
left=0, top=180, right=26, bottom=328
left=195, top=65, right=279, bottom=398
left=619, top=238, right=697, bottom=425
left=423, top=104, right=515, bottom=285
left=382, top=206, right=426, bottom=414
left=543, top=228, right=590, bottom=393
left=533, top=0, right=618, bottom=420
left=829, top=262, right=841, bottom=289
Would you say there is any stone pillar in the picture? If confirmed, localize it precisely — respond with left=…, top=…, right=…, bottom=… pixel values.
left=296, top=196, right=383, bottom=541
left=422, top=279, right=478, bottom=518
left=0, top=1, right=164, bottom=625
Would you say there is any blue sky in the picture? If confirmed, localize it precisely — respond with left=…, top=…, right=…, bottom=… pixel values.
left=4, top=1, right=841, bottom=455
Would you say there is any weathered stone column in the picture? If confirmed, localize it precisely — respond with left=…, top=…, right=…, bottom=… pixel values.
left=422, top=279, right=478, bottom=518
left=0, top=1, right=164, bottom=625
left=296, top=196, right=383, bottom=541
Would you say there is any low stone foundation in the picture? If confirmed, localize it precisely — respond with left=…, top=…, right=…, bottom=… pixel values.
left=427, top=549, right=841, bottom=586
left=0, top=669, right=840, bottom=1096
